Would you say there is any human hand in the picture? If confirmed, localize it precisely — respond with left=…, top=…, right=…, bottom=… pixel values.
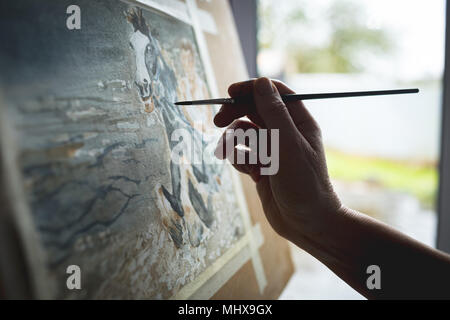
left=214, top=78, right=450, bottom=299
left=214, top=77, right=343, bottom=241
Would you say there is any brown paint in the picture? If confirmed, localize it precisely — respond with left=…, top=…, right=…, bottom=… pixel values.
left=183, top=205, right=191, bottom=214
left=144, top=97, right=155, bottom=113
left=23, top=142, right=85, bottom=159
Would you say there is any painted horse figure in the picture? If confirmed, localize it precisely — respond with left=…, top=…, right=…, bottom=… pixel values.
left=126, top=8, right=221, bottom=248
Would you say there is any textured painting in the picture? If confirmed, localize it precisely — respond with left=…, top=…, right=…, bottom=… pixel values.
left=0, top=0, right=247, bottom=299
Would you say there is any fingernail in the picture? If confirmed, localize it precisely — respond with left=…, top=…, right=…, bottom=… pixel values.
left=213, top=111, right=222, bottom=124
left=255, top=77, right=274, bottom=96
left=216, top=105, right=225, bottom=115
left=213, top=106, right=224, bottom=126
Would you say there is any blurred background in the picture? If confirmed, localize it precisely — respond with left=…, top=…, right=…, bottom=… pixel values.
left=231, top=0, right=446, bottom=299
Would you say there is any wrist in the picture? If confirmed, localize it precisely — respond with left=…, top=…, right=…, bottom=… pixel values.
left=285, top=203, right=351, bottom=252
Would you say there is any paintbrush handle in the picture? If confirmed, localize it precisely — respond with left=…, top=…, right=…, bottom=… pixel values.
left=175, top=88, right=419, bottom=105
left=283, top=88, right=419, bottom=101
left=232, top=89, right=419, bottom=104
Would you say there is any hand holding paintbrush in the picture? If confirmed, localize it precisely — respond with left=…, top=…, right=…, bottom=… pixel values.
left=210, top=78, right=450, bottom=300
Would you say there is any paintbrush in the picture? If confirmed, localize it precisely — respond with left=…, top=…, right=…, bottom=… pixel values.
left=175, top=88, right=419, bottom=105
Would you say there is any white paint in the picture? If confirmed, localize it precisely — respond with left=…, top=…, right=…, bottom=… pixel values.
left=66, top=107, right=106, bottom=121
left=130, top=30, right=152, bottom=99
left=117, top=121, right=140, bottom=129
left=97, top=79, right=131, bottom=91
left=146, top=116, right=157, bottom=127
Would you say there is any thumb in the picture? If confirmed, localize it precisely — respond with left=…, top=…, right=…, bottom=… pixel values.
left=253, top=77, right=297, bottom=133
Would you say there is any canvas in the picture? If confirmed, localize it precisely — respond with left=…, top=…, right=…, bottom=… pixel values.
left=0, top=0, right=258, bottom=299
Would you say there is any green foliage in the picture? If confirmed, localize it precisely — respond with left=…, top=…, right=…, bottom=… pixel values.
left=258, top=0, right=393, bottom=73
left=326, top=149, right=438, bottom=208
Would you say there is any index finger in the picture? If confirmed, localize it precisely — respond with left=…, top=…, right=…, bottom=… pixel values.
left=214, top=79, right=290, bottom=128
left=228, top=79, right=257, bottom=97
left=216, top=79, right=319, bottom=139
left=214, top=79, right=261, bottom=128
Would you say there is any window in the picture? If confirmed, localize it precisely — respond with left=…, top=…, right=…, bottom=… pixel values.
left=257, top=0, right=445, bottom=299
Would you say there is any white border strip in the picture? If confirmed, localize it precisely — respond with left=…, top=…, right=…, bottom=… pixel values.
left=170, top=224, right=264, bottom=300
left=230, top=166, right=267, bottom=293
left=123, top=0, right=217, bottom=34
left=185, top=0, right=219, bottom=98
left=133, top=0, right=191, bottom=24
left=185, top=0, right=267, bottom=295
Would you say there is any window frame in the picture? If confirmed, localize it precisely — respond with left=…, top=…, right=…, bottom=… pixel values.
left=437, top=1, right=450, bottom=253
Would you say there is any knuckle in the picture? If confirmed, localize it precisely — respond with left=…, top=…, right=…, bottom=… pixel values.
left=231, top=119, right=247, bottom=127
left=313, top=122, right=322, bottom=135
left=264, top=97, right=288, bottom=116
